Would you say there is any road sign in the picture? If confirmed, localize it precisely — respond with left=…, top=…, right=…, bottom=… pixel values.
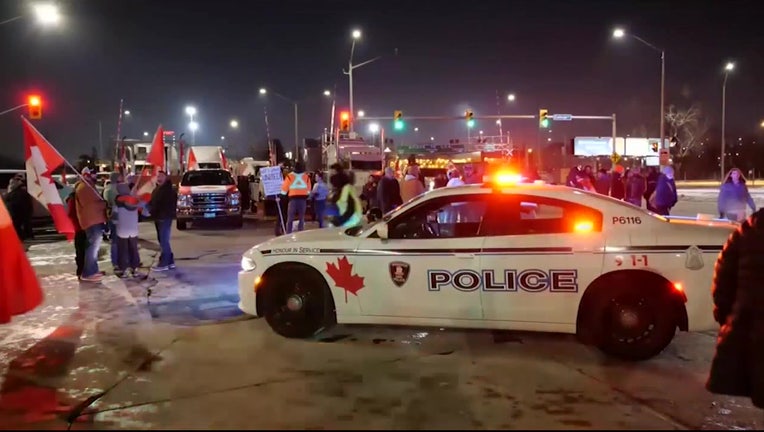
left=610, top=152, right=621, bottom=164
left=551, top=114, right=572, bottom=121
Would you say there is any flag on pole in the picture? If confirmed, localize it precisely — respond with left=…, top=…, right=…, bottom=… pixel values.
left=0, top=199, right=43, bottom=324
left=22, top=117, right=75, bottom=240
left=132, top=125, right=164, bottom=203
left=187, top=148, right=198, bottom=171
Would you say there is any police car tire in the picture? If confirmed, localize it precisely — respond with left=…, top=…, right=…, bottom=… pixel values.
left=262, top=265, right=334, bottom=339
left=599, top=284, right=676, bottom=361
left=176, top=220, right=188, bottom=230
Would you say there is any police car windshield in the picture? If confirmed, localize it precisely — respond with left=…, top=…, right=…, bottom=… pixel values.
left=181, top=170, right=235, bottom=186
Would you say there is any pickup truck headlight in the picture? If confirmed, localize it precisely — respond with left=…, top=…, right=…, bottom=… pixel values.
left=177, top=193, right=192, bottom=208
left=241, top=255, right=256, bottom=272
left=228, top=191, right=241, bottom=206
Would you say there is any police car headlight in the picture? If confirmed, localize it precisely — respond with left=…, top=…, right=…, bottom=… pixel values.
left=241, top=255, right=256, bottom=272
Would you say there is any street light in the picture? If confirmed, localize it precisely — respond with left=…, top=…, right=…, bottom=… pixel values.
left=143, top=131, right=149, bottom=137
left=1, top=2, right=61, bottom=27
left=343, top=28, right=381, bottom=132
left=507, top=93, right=516, bottom=102
left=613, top=27, right=665, bottom=162
left=357, top=110, right=365, bottom=118
left=221, top=136, right=225, bottom=141
left=230, top=119, right=239, bottom=128
left=721, top=61, right=735, bottom=180
left=368, top=123, right=379, bottom=133
left=323, top=90, right=331, bottom=97
left=259, top=87, right=301, bottom=159
left=185, top=106, right=197, bottom=144
left=124, top=110, right=131, bottom=116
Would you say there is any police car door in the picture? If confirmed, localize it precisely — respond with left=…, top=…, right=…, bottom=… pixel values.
left=354, top=193, right=490, bottom=320
left=478, top=193, right=605, bottom=328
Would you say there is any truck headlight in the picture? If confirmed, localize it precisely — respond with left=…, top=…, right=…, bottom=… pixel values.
left=177, top=193, right=191, bottom=208
left=228, top=191, right=241, bottom=206
left=241, top=256, right=256, bottom=272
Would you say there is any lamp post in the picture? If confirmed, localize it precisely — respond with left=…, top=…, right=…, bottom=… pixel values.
left=185, top=106, right=197, bottom=145
left=613, top=28, right=665, bottom=161
left=721, top=62, right=735, bottom=181
left=1, top=2, right=61, bottom=26
left=260, top=88, right=333, bottom=161
left=343, top=28, right=381, bottom=132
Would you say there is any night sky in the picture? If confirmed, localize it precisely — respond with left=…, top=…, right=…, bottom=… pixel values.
left=0, top=0, right=761, bottom=163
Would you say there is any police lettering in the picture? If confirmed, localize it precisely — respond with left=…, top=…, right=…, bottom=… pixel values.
left=428, top=269, right=578, bottom=293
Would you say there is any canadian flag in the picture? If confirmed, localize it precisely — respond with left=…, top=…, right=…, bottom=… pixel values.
left=220, top=148, right=228, bottom=170
left=187, top=148, right=198, bottom=171
left=22, top=117, right=75, bottom=240
left=132, top=125, right=165, bottom=203
left=0, top=198, right=43, bottom=324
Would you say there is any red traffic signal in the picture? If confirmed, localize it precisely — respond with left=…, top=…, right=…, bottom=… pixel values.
left=339, top=111, right=350, bottom=132
left=28, top=95, right=42, bottom=120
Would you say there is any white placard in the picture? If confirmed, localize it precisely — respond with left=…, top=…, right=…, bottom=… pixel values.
left=260, top=166, right=284, bottom=197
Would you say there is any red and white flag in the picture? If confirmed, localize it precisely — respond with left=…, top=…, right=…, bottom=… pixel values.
left=187, top=148, right=198, bottom=171
left=22, top=117, right=75, bottom=240
left=132, top=125, right=165, bottom=203
left=220, top=148, right=228, bottom=170
left=0, top=199, right=43, bottom=324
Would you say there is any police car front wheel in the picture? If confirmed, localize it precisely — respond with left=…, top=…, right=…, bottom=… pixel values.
left=262, top=265, right=335, bottom=339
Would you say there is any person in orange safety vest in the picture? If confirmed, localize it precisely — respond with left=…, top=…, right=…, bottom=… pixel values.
left=280, top=161, right=312, bottom=233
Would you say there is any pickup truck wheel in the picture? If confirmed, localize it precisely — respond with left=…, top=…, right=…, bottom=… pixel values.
left=263, top=266, right=332, bottom=339
left=598, top=284, right=677, bottom=361
left=176, top=220, right=188, bottom=231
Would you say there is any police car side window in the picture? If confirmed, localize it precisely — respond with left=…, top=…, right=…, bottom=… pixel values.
left=388, top=195, right=488, bottom=239
left=487, top=196, right=602, bottom=235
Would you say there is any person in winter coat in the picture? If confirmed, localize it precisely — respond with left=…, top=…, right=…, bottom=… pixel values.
left=651, top=165, right=678, bottom=216
left=400, top=165, right=426, bottom=203
left=309, top=172, right=330, bottom=228
left=102, top=172, right=123, bottom=270
left=376, top=167, right=402, bottom=213
left=610, top=165, right=626, bottom=200
left=114, top=182, right=142, bottom=278
left=644, top=167, right=659, bottom=212
left=706, top=208, right=764, bottom=408
left=148, top=171, right=177, bottom=271
left=717, top=168, right=756, bottom=222
left=328, top=164, right=363, bottom=228
left=446, top=169, right=465, bottom=187
left=66, top=190, right=87, bottom=280
left=75, top=168, right=107, bottom=282
left=5, top=175, right=34, bottom=240
left=625, top=169, right=647, bottom=207
left=594, top=169, right=611, bottom=195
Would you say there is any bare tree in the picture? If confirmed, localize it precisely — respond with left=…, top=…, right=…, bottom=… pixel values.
left=664, top=104, right=709, bottom=173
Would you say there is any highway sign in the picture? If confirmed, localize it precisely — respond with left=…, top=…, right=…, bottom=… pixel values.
left=551, top=114, right=572, bottom=121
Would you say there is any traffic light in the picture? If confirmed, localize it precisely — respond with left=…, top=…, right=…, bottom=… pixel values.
left=539, top=109, right=549, bottom=128
left=28, top=95, right=42, bottom=120
left=465, top=109, right=475, bottom=128
left=339, top=111, right=350, bottom=132
left=393, top=110, right=404, bottom=130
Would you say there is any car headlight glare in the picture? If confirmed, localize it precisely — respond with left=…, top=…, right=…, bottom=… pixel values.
left=241, top=256, right=256, bottom=272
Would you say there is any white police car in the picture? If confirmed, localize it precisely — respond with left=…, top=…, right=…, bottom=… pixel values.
left=238, top=177, right=735, bottom=361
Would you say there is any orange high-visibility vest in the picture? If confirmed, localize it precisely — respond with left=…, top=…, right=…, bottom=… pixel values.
left=280, top=172, right=311, bottom=197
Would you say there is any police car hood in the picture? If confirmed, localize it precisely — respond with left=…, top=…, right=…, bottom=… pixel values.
left=254, top=226, right=353, bottom=250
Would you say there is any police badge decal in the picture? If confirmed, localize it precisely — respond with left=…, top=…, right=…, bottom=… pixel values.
left=389, top=261, right=410, bottom=287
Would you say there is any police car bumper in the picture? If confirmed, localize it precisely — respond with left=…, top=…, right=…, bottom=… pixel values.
left=238, top=270, right=260, bottom=316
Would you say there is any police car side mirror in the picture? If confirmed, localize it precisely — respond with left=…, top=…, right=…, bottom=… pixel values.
left=377, top=222, right=389, bottom=240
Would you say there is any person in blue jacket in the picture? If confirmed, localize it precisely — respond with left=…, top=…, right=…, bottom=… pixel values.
left=652, top=165, right=678, bottom=216
left=717, top=168, right=756, bottom=222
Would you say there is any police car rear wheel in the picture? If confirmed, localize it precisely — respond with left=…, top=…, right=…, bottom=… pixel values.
left=600, top=288, right=676, bottom=361
left=263, top=266, right=332, bottom=339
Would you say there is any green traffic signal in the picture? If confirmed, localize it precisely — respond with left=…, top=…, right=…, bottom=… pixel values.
left=540, top=118, right=549, bottom=128
left=467, top=119, right=475, bottom=128
left=394, top=119, right=404, bottom=130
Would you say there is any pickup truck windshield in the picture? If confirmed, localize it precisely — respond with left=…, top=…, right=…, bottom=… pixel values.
left=181, top=170, right=235, bottom=186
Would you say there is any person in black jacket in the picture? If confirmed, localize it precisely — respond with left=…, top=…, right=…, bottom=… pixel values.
left=706, top=209, right=764, bottom=409
left=5, top=175, right=34, bottom=240
left=376, top=167, right=402, bottom=213
left=148, top=171, right=177, bottom=271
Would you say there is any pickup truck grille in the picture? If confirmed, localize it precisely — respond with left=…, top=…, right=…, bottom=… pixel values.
left=192, top=193, right=227, bottom=208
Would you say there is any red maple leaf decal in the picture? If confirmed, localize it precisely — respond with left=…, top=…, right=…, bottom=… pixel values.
left=325, top=256, right=365, bottom=303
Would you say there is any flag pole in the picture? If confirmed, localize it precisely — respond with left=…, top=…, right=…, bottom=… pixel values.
left=21, top=116, right=104, bottom=200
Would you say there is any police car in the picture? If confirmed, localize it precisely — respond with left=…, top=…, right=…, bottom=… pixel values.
left=238, top=174, right=735, bottom=361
